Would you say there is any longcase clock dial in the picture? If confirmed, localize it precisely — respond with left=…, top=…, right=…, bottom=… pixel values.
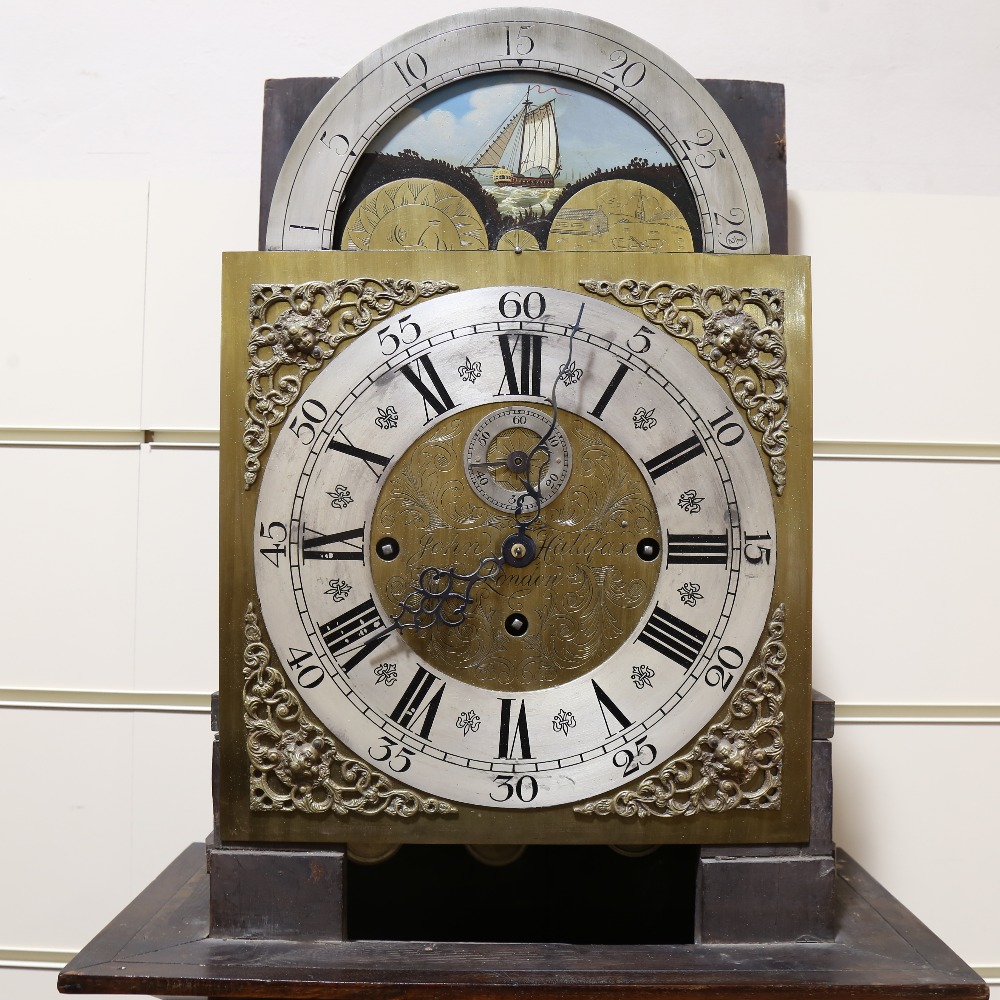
left=252, top=287, right=777, bottom=810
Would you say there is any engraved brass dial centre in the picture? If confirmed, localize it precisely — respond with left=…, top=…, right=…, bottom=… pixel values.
left=370, top=405, right=661, bottom=692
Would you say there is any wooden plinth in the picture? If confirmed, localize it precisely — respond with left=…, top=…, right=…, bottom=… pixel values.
left=58, top=843, right=986, bottom=1000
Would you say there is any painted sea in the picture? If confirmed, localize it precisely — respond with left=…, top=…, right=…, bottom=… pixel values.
left=483, top=184, right=562, bottom=218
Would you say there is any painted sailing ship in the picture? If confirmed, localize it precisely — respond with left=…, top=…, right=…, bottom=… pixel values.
left=467, top=89, right=560, bottom=188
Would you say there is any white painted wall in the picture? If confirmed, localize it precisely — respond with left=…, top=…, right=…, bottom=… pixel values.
left=2, top=1, right=997, bottom=996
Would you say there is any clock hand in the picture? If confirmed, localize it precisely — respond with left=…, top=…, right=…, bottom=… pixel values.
left=379, top=555, right=505, bottom=634
left=531, top=300, right=584, bottom=461
left=505, top=302, right=586, bottom=544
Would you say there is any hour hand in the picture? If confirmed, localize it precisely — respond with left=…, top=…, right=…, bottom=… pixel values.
left=390, top=556, right=503, bottom=631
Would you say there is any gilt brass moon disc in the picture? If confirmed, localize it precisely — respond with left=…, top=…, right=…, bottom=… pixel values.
left=369, top=404, right=662, bottom=693
left=340, top=179, right=488, bottom=251
left=548, top=179, right=693, bottom=252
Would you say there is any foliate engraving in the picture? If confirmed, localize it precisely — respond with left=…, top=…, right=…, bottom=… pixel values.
left=575, top=603, right=786, bottom=819
left=370, top=410, right=660, bottom=691
left=580, top=278, right=789, bottom=495
left=241, top=604, right=456, bottom=817
left=242, top=278, right=458, bottom=489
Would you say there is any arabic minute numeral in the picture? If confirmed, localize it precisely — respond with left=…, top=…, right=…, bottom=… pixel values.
left=713, top=209, right=748, bottom=249
left=258, top=521, right=287, bottom=567
left=613, top=735, right=657, bottom=778
left=709, top=408, right=745, bottom=446
left=504, top=24, right=534, bottom=56
left=288, top=398, right=328, bottom=446
left=744, top=531, right=772, bottom=565
left=393, top=51, right=427, bottom=85
left=704, top=645, right=744, bottom=692
left=718, top=229, right=748, bottom=250
left=286, top=648, right=325, bottom=689
left=714, top=208, right=746, bottom=226
left=369, top=735, right=415, bottom=773
left=490, top=773, right=539, bottom=803
left=626, top=325, right=655, bottom=354
left=498, top=289, right=545, bottom=319
left=377, top=312, right=421, bottom=355
left=602, top=50, right=646, bottom=87
left=683, top=130, right=727, bottom=169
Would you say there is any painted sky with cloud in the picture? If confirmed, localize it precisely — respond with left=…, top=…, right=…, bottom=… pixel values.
left=370, top=72, right=676, bottom=184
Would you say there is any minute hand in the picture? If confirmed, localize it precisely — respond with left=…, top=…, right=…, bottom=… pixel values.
left=510, top=301, right=585, bottom=537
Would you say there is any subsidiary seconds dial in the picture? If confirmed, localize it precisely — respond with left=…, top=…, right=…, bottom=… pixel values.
left=253, top=287, right=777, bottom=809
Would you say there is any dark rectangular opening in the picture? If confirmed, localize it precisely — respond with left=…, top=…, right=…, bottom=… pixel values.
left=346, top=843, right=698, bottom=944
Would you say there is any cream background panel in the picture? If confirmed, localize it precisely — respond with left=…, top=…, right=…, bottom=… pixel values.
left=0, top=182, right=148, bottom=429
left=2, top=1, right=997, bottom=197
left=0, top=448, right=139, bottom=691
left=792, top=190, right=1000, bottom=444
left=133, top=447, right=219, bottom=692
left=833, top=722, right=1000, bottom=968
left=813, top=459, right=1000, bottom=705
left=141, top=179, right=259, bottom=430
left=0, top=708, right=211, bottom=951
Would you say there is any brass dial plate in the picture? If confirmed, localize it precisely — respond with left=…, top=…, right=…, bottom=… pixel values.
left=219, top=250, right=813, bottom=845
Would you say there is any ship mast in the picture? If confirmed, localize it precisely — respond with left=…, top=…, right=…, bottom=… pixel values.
left=465, top=87, right=559, bottom=185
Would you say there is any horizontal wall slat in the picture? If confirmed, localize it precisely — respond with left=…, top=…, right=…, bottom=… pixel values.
left=4, top=429, right=1000, bottom=463
left=835, top=704, right=1000, bottom=724
left=0, top=949, right=75, bottom=970
left=2, top=687, right=997, bottom=724
left=0, top=689, right=211, bottom=713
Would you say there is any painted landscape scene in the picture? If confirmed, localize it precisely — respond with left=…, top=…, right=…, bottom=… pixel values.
left=334, top=72, right=702, bottom=252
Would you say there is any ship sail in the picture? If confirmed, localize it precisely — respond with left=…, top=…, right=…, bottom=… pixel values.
left=467, top=90, right=559, bottom=186
left=519, top=100, right=558, bottom=178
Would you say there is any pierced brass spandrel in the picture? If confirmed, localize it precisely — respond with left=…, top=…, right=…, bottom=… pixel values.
left=575, top=602, right=786, bottom=819
left=242, top=277, right=458, bottom=489
left=242, top=603, right=457, bottom=818
left=581, top=278, right=789, bottom=494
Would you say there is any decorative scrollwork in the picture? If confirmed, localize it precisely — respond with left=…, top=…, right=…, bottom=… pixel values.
left=574, top=603, right=786, bottom=819
left=242, top=604, right=457, bottom=817
left=242, top=277, right=458, bottom=489
left=580, top=278, right=789, bottom=495
left=392, top=557, right=504, bottom=631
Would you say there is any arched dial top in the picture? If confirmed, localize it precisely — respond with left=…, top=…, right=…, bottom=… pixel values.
left=266, top=8, right=769, bottom=254
left=253, top=287, right=777, bottom=809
